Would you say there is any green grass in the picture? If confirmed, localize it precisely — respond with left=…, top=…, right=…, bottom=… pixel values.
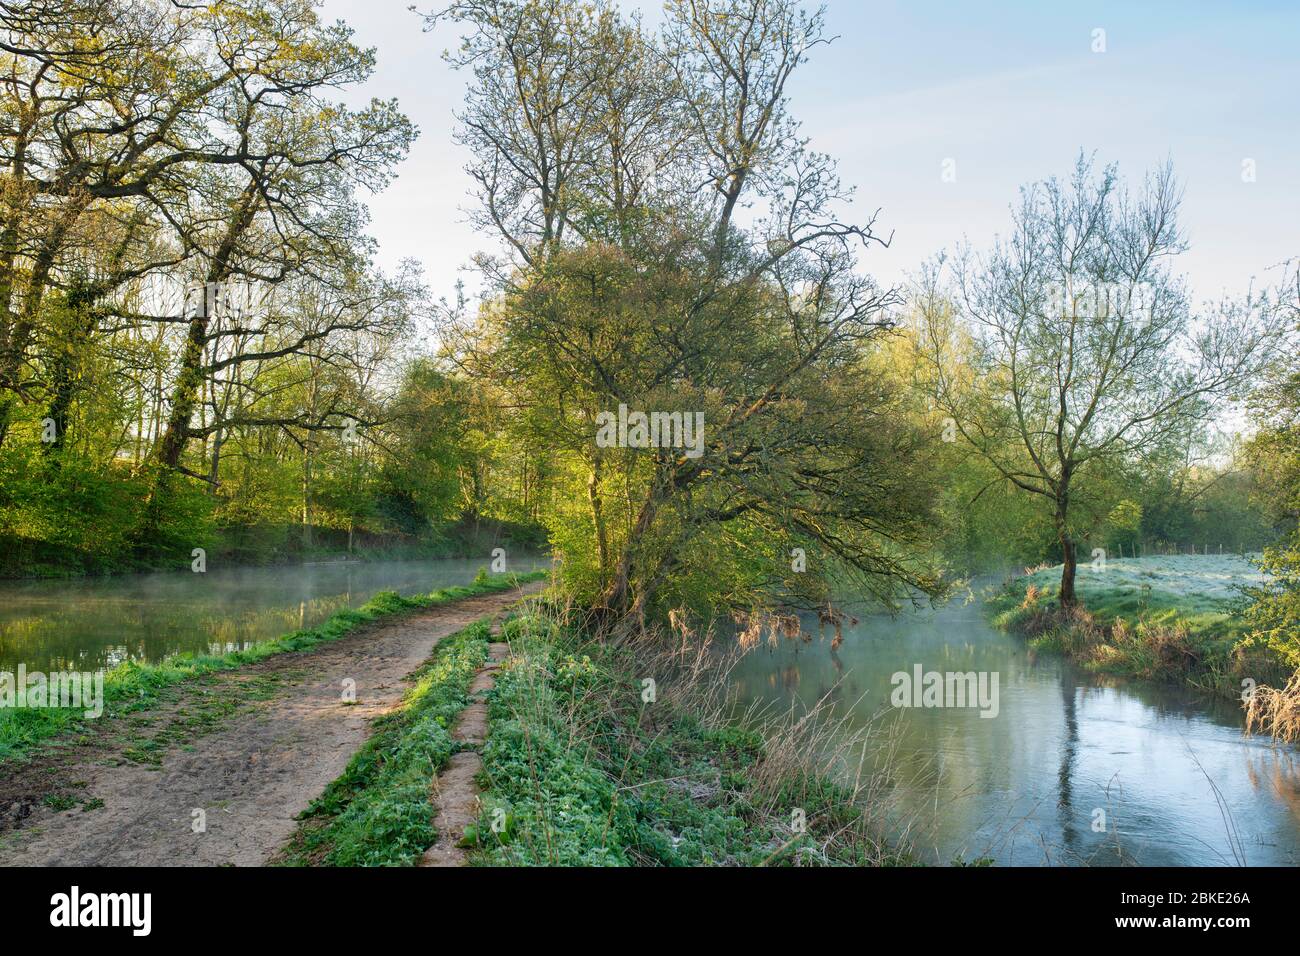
left=1012, top=553, right=1256, bottom=621
left=114, top=670, right=291, bottom=765
left=988, top=555, right=1286, bottom=694
left=0, top=570, right=546, bottom=765
left=275, top=620, right=493, bottom=867
left=469, top=611, right=908, bottom=867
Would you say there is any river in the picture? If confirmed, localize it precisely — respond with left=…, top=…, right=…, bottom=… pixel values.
left=725, top=589, right=1300, bottom=866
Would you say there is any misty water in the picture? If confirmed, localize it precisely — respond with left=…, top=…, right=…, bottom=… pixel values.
left=726, top=589, right=1300, bottom=867
left=0, top=557, right=547, bottom=674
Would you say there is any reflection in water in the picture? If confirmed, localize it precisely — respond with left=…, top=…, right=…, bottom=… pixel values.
left=0, top=557, right=547, bottom=673
left=725, top=595, right=1300, bottom=866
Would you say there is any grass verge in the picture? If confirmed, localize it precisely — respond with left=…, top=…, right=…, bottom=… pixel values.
left=0, top=570, right=545, bottom=765
left=274, top=619, right=492, bottom=866
left=468, top=603, right=909, bottom=867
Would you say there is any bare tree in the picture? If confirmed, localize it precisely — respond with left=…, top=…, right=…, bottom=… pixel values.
left=914, top=155, right=1277, bottom=606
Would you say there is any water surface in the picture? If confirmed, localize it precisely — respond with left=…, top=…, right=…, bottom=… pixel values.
left=726, top=592, right=1300, bottom=866
left=0, top=557, right=547, bottom=673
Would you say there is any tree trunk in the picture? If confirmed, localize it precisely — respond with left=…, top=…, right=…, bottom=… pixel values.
left=1058, top=524, right=1077, bottom=607
left=301, top=443, right=313, bottom=549
left=588, top=455, right=609, bottom=584
left=207, top=429, right=224, bottom=493
left=155, top=312, right=207, bottom=469
left=597, top=484, right=662, bottom=627
left=42, top=288, right=99, bottom=457
left=154, top=187, right=258, bottom=473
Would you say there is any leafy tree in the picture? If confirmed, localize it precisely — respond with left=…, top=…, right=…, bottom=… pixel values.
left=1243, top=264, right=1300, bottom=665
left=0, top=1, right=438, bottom=569
left=436, top=0, right=944, bottom=633
left=1104, top=500, right=1142, bottom=554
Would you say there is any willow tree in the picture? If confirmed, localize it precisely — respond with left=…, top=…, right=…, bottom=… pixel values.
left=914, top=156, right=1275, bottom=607
left=434, top=0, right=944, bottom=634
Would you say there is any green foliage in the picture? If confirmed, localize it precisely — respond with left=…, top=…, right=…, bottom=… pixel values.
left=1240, top=317, right=1300, bottom=670
left=1105, top=500, right=1143, bottom=550
left=432, top=0, right=952, bottom=624
left=932, top=445, right=1057, bottom=571
left=474, top=243, right=947, bottom=623
left=0, top=445, right=211, bottom=575
left=0, top=3, right=556, bottom=578
left=1240, top=529, right=1300, bottom=669
left=471, top=612, right=907, bottom=867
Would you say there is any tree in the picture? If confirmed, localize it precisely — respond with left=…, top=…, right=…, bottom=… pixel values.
left=435, top=0, right=943, bottom=635
left=0, top=0, right=432, bottom=569
left=914, top=156, right=1276, bottom=606
left=1243, top=262, right=1300, bottom=666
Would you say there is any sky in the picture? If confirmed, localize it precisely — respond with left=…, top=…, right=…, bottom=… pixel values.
left=319, top=0, right=1300, bottom=312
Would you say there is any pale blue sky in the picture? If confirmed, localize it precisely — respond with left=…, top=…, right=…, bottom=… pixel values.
left=320, top=0, right=1299, bottom=314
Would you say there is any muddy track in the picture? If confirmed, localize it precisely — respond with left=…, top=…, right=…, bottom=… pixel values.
left=422, top=633, right=510, bottom=867
left=0, top=582, right=543, bottom=867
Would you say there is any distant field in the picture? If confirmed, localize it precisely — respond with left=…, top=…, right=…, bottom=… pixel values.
left=993, top=554, right=1281, bottom=694
left=1014, top=553, right=1264, bottom=626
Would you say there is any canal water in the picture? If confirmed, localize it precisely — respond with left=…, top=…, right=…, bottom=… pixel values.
left=0, top=557, right=547, bottom=674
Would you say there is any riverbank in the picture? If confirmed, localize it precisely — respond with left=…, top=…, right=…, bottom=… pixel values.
left=3, top=576, right=908, bottom=867
left=285, top=602, right=909, bottom=867
left=987, top=555, right=1290, bottom=699
left=469, top=609, right=906, bottom=865
left=0, top=570, right=547, bottom=765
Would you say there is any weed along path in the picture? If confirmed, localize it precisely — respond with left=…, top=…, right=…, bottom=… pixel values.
left=421, top=630, right=510, bottom=867
left=0, top=582, right=543, bottom=867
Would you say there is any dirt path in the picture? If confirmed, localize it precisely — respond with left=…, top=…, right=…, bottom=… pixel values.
left=0, top=583, right=541, bottom=867
left=421, top=634, right=510, bottom=867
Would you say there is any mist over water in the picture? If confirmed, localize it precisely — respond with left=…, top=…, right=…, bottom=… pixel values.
left=0, top=557, right=548, bottom=674
left=725, top=589, right=1300, bottom=866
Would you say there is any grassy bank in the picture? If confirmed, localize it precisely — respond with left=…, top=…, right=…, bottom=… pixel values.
left=0, top=571, right=545, bottom=765
left=988, top=555, right=1288, bottom=696
left=466, top=607, right=907, bottom=867
left=276, top=620, right=493, bottom=866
